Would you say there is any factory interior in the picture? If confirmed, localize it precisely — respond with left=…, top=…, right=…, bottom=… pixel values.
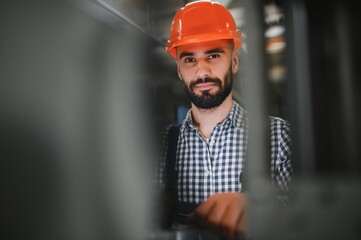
left=1, top=0, right=361, bottom=239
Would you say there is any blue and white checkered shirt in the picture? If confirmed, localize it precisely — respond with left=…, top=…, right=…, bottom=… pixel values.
left=157, top=101, right=292, bottom=204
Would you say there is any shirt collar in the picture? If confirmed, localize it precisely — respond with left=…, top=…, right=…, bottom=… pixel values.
left=184, top=100, right=247, bottom=130
left=227, top=101, right=247, bottom=128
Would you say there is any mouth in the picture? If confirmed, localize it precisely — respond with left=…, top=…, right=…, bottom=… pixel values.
left=194, top=82, right=218, bottom=91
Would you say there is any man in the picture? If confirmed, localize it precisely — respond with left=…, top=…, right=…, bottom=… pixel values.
left=156, top=1, right=292, bottom=239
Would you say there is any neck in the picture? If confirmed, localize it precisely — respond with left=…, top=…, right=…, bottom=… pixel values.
left=191, top=94, right=233, bottom=138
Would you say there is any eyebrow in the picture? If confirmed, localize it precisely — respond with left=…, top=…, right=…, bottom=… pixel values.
left=179, top=48, right=226, bottom=59
left=179, top=51, right=194, bottom=59
left=205, top=48, right=225, bottom=55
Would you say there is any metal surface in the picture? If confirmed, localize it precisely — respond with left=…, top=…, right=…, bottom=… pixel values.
left=94, top=0, right=163, bottom=45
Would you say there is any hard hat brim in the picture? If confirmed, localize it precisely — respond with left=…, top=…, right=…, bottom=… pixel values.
left=166, top=31, right=242, bottom=58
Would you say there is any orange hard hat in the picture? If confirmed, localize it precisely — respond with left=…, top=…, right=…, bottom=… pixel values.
left=166, top=1, right=242, bottom=58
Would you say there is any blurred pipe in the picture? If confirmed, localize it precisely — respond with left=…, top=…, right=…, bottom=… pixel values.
left=242, top=0, right=272, bottom=236
left=335, top=4, right=358, bottom=172
left=287, top=0, right=316, bottom=176
left=243, top=0, right=268, bottom=185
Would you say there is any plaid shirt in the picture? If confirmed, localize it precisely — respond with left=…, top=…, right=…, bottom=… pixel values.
left=156, top=101, right=292, bottom=204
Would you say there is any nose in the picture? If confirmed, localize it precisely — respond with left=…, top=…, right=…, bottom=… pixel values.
left=195, top=59, right=211, bottom=80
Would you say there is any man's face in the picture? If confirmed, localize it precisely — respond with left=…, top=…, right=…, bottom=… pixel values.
left=176, top=39, right=239, bottom=109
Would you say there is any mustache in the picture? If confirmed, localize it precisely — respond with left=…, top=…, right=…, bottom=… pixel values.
left=189, top=77, right=222, bottom=90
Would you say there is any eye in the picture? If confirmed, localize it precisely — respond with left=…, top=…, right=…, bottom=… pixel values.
left=184, top=57, right=196, bottom=63
left=208, top=54, right=220, bottom=60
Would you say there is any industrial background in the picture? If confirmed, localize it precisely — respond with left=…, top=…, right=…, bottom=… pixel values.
left=1, top=0, right=360, bottom=239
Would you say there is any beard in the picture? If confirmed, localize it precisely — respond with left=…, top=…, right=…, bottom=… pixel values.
left=183, top=68, right=233, bottom=109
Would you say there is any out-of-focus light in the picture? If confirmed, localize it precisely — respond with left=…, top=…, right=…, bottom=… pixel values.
left=266, top=37, right=286, bottom=54
left=266, top=41, right=286, bottom=54
left=264, top=3, right=284, bottom=24
left=265, top=25, right=285, bottom=38
left=268, top=65, right=286, bottom=83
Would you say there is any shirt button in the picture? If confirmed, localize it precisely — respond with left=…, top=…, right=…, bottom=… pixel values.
left=205, top=170, right=210, bottom=176
left=210, top=139, right=216, bottom=144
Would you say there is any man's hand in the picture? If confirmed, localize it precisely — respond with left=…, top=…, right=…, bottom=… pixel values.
left=190, top=193, right=247, bottom=240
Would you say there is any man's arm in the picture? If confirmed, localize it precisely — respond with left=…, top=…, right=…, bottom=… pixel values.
left=190, top=193, right=247, bottom=240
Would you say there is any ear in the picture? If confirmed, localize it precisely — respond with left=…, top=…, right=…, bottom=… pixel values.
left=231, top=50, right=239, bottom=74
left=174, top=48, right=183, bottom=80
left=176, top=60, right=182, bottom=80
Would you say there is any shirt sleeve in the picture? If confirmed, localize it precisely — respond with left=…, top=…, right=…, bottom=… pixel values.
left=152, top=125, right=170, bottom=188
left=270, top=117, right=293, bottom=194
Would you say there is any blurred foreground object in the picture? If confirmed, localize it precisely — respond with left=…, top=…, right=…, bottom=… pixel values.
left=0, top=0, right=154, bottom=239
